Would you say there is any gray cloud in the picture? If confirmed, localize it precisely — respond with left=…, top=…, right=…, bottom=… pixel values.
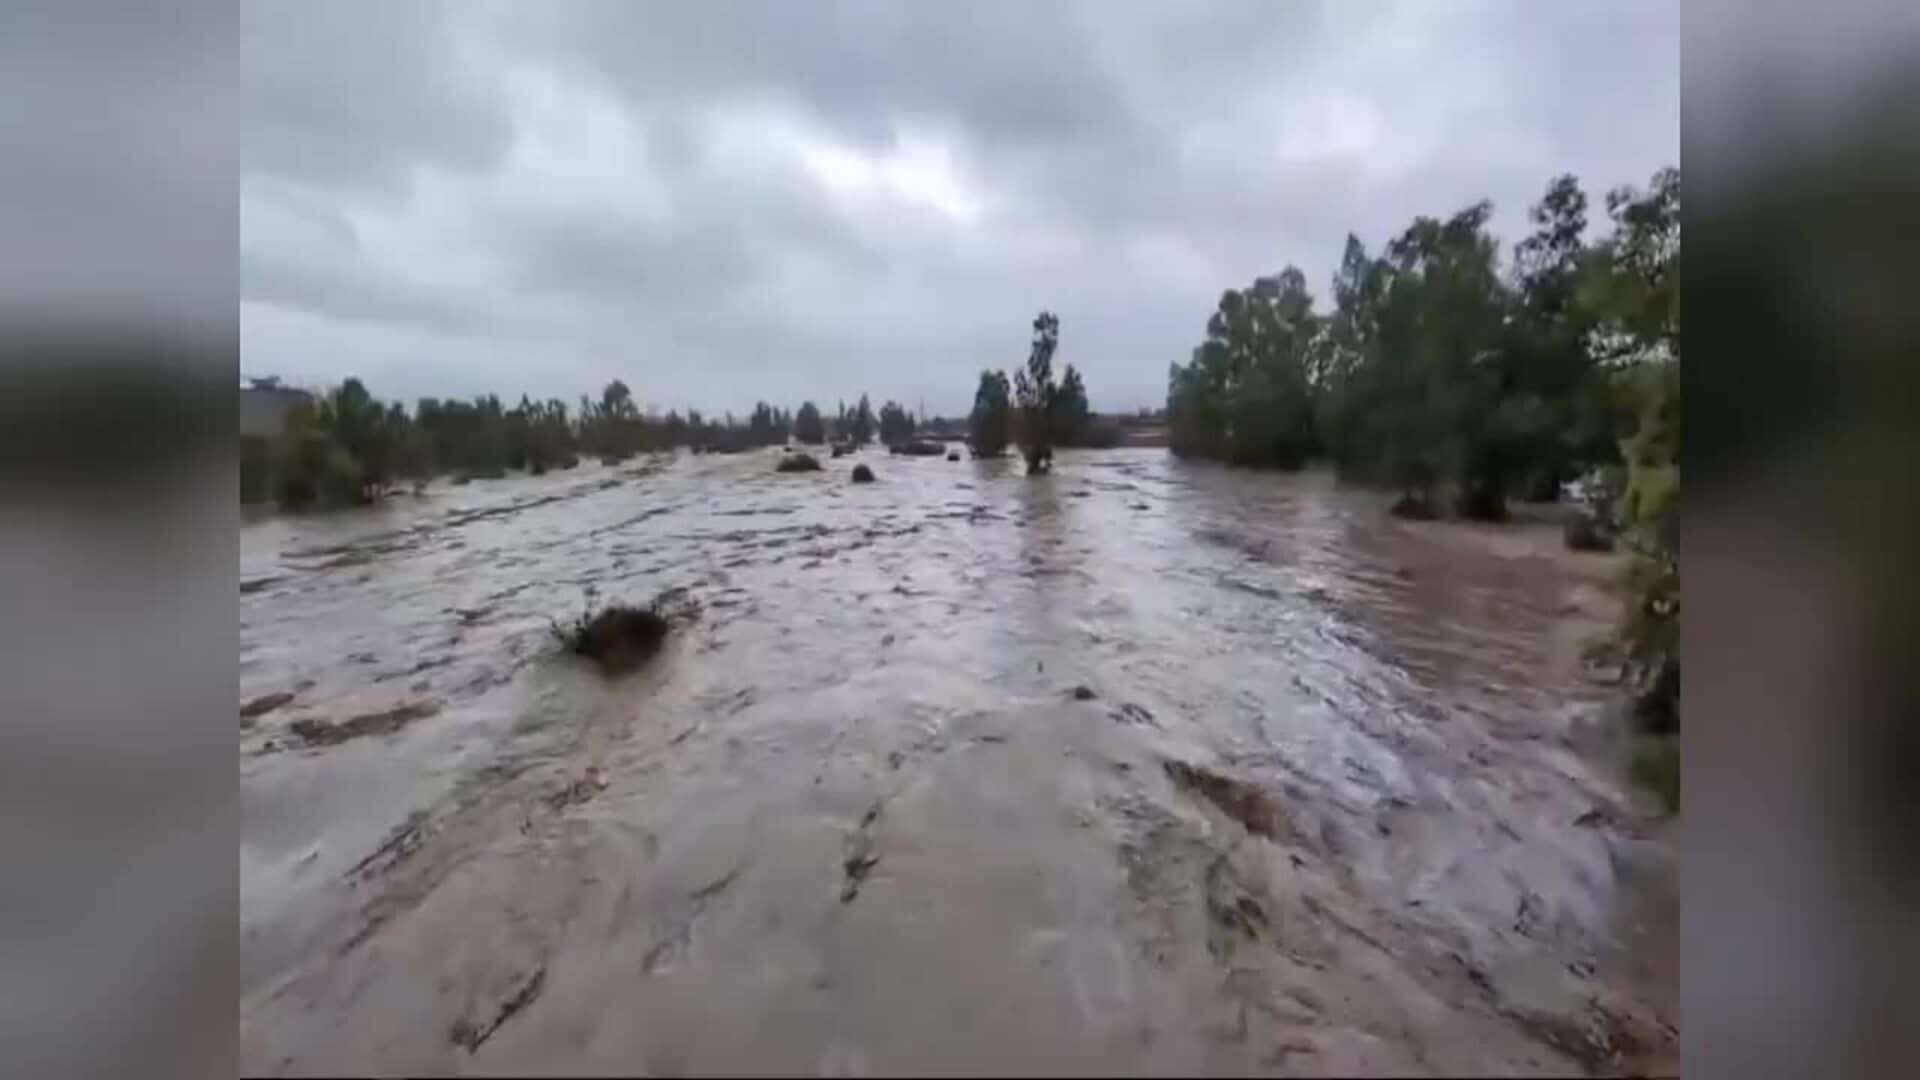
left=3, top=0, right=234, bottom=330
left=243, top=0, right=511, bottom=195
left=241, top=0, right=1679, bottom=414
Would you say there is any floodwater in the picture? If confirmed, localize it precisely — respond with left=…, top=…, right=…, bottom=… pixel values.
left=239, top=447, right=1676, bottom=1076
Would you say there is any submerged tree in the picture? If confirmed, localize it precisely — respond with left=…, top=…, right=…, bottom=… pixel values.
left=1012, top=311, right=1060, bottom=474
left=877, top=400, right=916, bottom=445
left=1310, top=203, right=1509, bottom=516
left=1584, top=167, right=1681, bottom=746
left=849, top=393, right=876, bottom=445
left=1052, top=364, right=1091, bottom=447
left=747, top=401, right=785, bottom=446
left=1169, top=267, right=1320, bottom=468
left=793, top=401, right=825, bottom=444
left=968, top=369, right=1012, bottom=457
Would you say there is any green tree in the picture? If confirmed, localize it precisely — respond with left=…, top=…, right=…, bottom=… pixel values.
left=1013, top=311, right=1060, bottom=474
left=519, top=397, right=575, bottom=472
left=793, top=401, right=825, bottom=444
left=878, top=400, right=915, bottom=445
left=602, top=379, right=635, bottom=418
left=314, top=377, right=386, bottom=496
left=748, top=401, right=782, bottom=446
left=275, top=394, right=364, bottom=509
left=849, top=394, right=876, bottom=445
left=1313, top=204, right=1509, bottom=515
left=1585, top=167, right=1681, bottom=741
left=968, top=369, right=1012, bottom=457
left=1169, top=268, right=1319, bottom=467
left=1583, top=166, right=1680, bottom=361
left=1502, top=174, right=1611, bottom=501
left=1052, top=364, right=1091, bottom=446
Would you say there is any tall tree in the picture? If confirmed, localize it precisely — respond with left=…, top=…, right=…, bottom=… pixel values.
left=968, top=369, right=1012, bottom=457
left=748, top=401, right=781, bottom=446
left=1169, top=268, right=1320, bottom=467
left=793, top=401, right=825, bottom=444
left=1052, top=364, right=1091, bottom=446
left=878, top=400, right=915, bottom=445
left=601, top=380, right=635, bottom=418
left=1502, top=174, right=1610, bottom=500
left=1013, top=311, right=1060, bottom=474
left=850, top=393, right=876, bottom=445
left=1584, top=167, right=1681, bottom=733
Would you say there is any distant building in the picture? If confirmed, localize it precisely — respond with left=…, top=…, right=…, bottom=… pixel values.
left=240, top=377, right=312, bottom=439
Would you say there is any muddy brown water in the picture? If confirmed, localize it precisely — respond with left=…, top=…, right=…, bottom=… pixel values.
left=240, top=447, right=1674, bottom=1076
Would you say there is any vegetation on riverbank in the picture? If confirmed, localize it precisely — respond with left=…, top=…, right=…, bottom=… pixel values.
left=1160, top=165, right=1681, bottom=802
left=244, top=166, right=1677, bottom=803
left=964, top=310, right=1110, bottom=465
left=1165, top=167, right=1677, bottom=521
left=243, top=377, right=921, bottom=510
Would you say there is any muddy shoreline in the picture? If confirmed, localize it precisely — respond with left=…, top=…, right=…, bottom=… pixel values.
left=240, top=448, right=1673, bottom=1076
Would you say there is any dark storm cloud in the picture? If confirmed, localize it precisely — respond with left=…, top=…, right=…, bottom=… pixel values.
left=240, top=0, right=1679, bottom=413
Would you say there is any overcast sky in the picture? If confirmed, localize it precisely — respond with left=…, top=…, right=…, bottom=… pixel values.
left=240, top=0, right=1678, bottom=417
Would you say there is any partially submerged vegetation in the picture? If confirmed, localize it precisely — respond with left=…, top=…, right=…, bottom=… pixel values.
left=243, top=167, right=1679, bottom=808
left=793, top=401, right=826, bottom=444
left=965, top=310, right=1109, bottom=464
left=1164, top=167, right=1678, bottom=523
left=554, top=603, right=670, bottom=674
left=967, top=369, right=1012, bottom=457
left=244, top=378, right=920, bottom=510
left=1158, top=165, right=1682, bottom=794
left=551, top=592, right=694, bottom=674
left=1013, top=312, right=1063, bottom=474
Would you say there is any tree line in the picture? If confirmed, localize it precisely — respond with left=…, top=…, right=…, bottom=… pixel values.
left=242, top=380, right=959, bottom=509
left=1164, top=165, right=1680, bottom=764
left=1166, top=167, right=1677, bottom=523
left=249, top=299, right=1125, bottom=507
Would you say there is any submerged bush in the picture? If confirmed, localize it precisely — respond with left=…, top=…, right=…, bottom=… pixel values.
left=277, top=430, right=366, bottom=510
left=553, top=601, right=673, bottom=674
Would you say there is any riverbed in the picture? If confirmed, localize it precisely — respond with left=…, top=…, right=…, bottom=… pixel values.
left=239, top=446, right=1674, bottom=1076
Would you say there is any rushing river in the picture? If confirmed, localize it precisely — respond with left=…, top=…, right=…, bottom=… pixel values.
left=240, top=446, right=1675, bottom=1076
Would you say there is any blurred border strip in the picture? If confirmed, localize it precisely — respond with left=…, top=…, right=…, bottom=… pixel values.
left=0, top=1, right=238, bottom=1078
left=1686, top=1, right=1920, bottom=1078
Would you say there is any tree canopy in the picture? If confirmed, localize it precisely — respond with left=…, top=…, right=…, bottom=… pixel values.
left=968, top=369, right=1012, bottom=457
left=878, top=400, right=916, bottom=445
left=793, top=401, right=825, bottom=444
left=1013, top=311, right=1061, bottom=474
left=1169, top=166, right=1679, bottom=527
left=849, top=394, right=876, bottom=445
